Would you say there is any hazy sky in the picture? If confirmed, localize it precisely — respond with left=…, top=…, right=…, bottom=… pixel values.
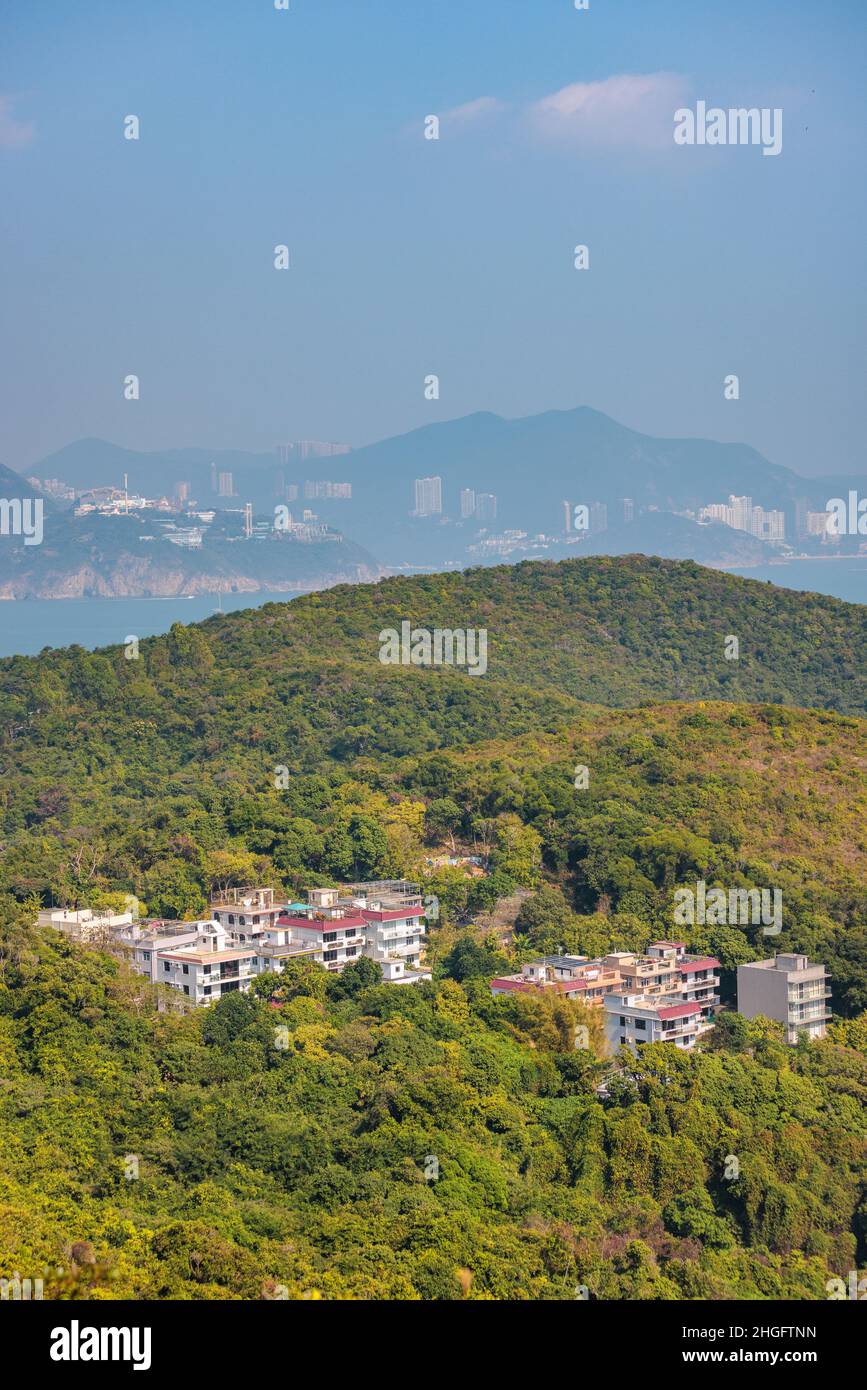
left=1, top=0, right=865, bottom=476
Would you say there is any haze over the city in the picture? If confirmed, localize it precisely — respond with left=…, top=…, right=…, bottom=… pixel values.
left=1, top=0, right=865, bottom=477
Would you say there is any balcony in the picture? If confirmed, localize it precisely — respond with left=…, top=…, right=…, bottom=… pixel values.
left=377, top=926, right=423, bottom=943
left=217, top=964, right=254, bottom=982
left=660, top=1022, right=701, bottom=1038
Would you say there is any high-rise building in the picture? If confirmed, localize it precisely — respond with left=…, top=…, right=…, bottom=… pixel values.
left=296, top=441, right=350, bottom=460
left=244, top=502, right=253, bottom=538
left=175, top=481, right=190, bottom=504
left=621, top=497, right=635, bottom=523
left=589, top=501, right=608, bottom=533
left=563, top=500, right=572, bottom=533
left=304, top=480, right=352, bottom=500
left=795, top=497, right=810, bottom=539
left=460, top=488, right=476, bottom=519
left=700, top=496, right=783, bottom=543
left=278, top=442, right=351, bottom=465
left=218, top=471, right=234, bottom=498
left=476, top=493, right=497, bottom=523
left=807, top=511, right=832, bottom=536
left=702, top=502, right=734, bottom=527
left=737, top=953, right=830, bottom=1045
left=414, top=476, right=442, bottom=516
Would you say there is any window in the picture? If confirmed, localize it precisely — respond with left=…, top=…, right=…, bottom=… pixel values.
left=619, top=1016, right=626, bottom=1026
left=634, top=1019, right=646, bottom=1031
left=324, top=950, right=337, bottom=963
left=203, top=964, right=211, bottom=974
left=142, top=951, right=150, bottom=961
left=182, top=964, right=189, bottom=975
left=163, top=962, right=170, bottom=972
left=620, top=1036, right=627, bottom=1045
left=228, top=915, right=235, bottom=925
left=346, top=947, right=357, bottom=957
left=323, top=932, right=337, bottom=944
left=183, top=986, right=189, bottom=996
left=204, top=986, right=211, bottom=996
left=344, top=928, right=356, bottom=939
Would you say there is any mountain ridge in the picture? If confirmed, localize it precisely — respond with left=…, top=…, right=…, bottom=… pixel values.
left=21, top=408, right=866, bottom=572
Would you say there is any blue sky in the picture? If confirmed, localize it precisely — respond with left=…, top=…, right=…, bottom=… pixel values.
left=1, top=0, right=865, bottom=476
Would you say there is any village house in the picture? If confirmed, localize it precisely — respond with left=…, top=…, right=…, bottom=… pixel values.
left=38, top=906, right=134, bottom=944
left=39, top=880, right=432, bottom=1005
left=490, top=942, right=723, bottom=1053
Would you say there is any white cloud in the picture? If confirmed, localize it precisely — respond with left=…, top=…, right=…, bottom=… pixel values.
left=0, top=96, right=35, bottom=149
left=527, top=73, right=689, bottom=150
left=441, top=96, right=507, bottom=125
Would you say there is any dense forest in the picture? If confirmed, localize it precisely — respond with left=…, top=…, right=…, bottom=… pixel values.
left=1, top=914, right=866, bottom=1300
left=1, top=556, right=866, bottom=1298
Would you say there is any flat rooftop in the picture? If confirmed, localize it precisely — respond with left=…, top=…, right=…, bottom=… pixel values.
left=161, top=948, right=258, bottom=964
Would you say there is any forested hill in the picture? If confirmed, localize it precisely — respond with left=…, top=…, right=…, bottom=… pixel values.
left=238, top=555, right=867, bottom=712
left=2, top=554, right=867, bottom=1301
left=0, top=554, right=866, bottom=1012
left=1, top=557, right=866, bottom=753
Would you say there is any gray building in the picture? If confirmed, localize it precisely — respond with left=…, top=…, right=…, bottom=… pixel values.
left=737, top=953, right=831, bottom=1044
left=414, top=475, right=442, bottom=516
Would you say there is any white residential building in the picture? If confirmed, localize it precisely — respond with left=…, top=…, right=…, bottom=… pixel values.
left=357, top=905, right=426, bottom=982
left=271, top=885, right=429, bottom=982
left=414, top=476, right=443, bottom=516
left=155, top=920, right=258, bottom=1005
left=493, top=943, right=721, bottom=1044
left=55, top=881, right=432, bottom=1005
left=116, top=921, right=201, bottom=982
left=604, top=994, right=711, bottom=1052
left=277, top=909, right=367, bottom=972
left=699, top=495, right=785, bottom=543
left=210, top=887, right=290, bottom=948
left=37, top=907, right=134, bottom=943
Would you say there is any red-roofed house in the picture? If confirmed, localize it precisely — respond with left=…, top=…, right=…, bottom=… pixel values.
left=604, top=991, right=709, bottom=1052
left=490, top=957, right=623, bottom=1001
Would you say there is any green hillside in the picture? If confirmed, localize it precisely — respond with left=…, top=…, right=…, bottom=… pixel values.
left=1, top=555, right=866, bottom=1300
left=0, top=919, right=865, bottom=1300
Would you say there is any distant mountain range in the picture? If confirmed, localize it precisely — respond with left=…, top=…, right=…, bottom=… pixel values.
left=10, top=407, right=867, bottom=588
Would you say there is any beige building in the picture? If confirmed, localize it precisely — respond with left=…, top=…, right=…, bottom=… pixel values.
left=37, top=906, right=133, bottom=943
